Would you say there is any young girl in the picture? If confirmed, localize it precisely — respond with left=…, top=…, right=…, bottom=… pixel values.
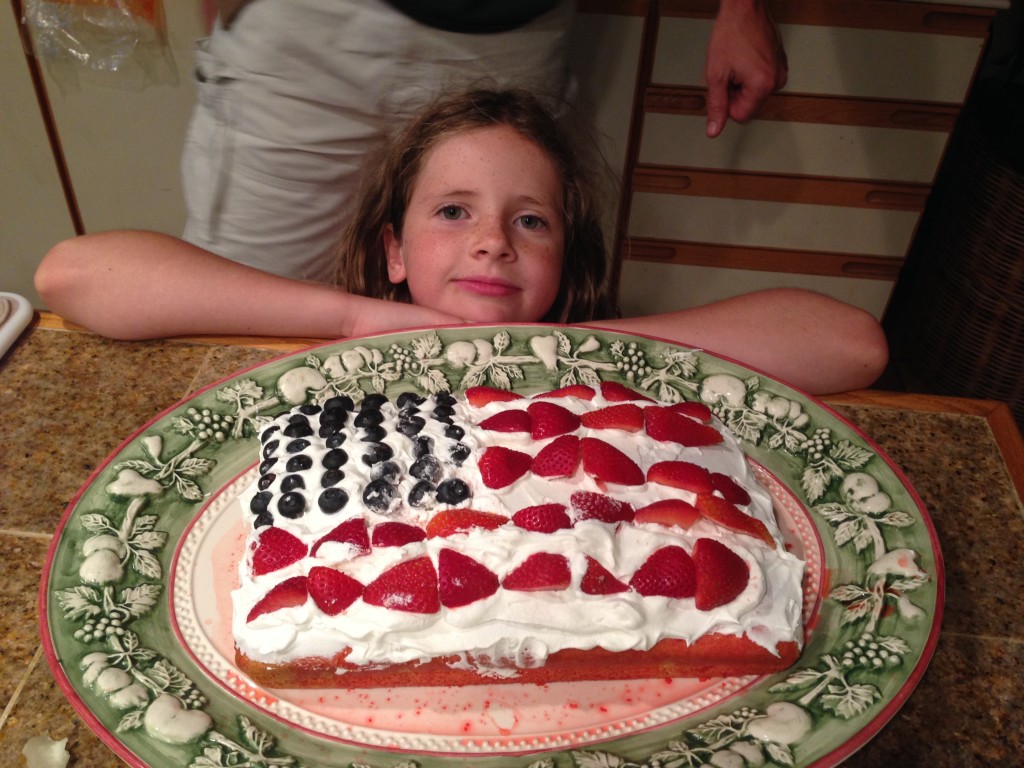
left=35, top=89, right=887, bottom=395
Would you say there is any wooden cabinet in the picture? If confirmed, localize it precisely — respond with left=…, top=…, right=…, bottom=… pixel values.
left=577, top=0, right=1006, bottom=319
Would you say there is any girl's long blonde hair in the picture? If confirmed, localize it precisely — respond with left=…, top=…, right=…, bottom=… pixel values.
left=335, top=88, right=618, bottom=323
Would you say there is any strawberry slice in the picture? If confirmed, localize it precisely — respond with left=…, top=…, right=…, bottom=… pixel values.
left=479, top=409, right=531, bottom=433
left=629, top=546, right=697, bottom=598
left=247, top=575, right=308, bottom=622
left=581, top=437, right=644, bottom=486
left=527, top=401, right=581, bottom=440
left=692, top=538, right=750, bottom=610
left=710, top=472, right=753, bottom=506
left=530, top=434, right=581, bottom=478
left=533, top=384, right=595, bottom=401
left=580, top=556, right=629, bottom=595
left=666, top=401, right=713, bottom=423
left=647, top=460, right=716, bottom=495
left=512, top=503, right=573, bottom=533
left=644, top=406, right=724, bottom=447
left=438, top=548, right=499, bottom=608
left=251, top=527, right=308, bottom=575
left=634, top=498, right=701, bottom=529
left=426, top=509, right=509, bottom=538
left=695, top=494, right=775, bottom=547
left=371, top=521, right=427, bottom=548
left=465, top=385, right=523, bottom=407
left=600, top=381, right=655, bottom=402
left=570, top=490, right=635, bottom=524
left=502, top=553, right=571, bottom=591
left=307, top=565, right=363, bottom=616
left=363, top=556, right=440, bottom=613
left=311, top=516, right=370, bottom=557
left=580, top=403, right=645, bottom=432
left=478, top=446, right=533, bottom=489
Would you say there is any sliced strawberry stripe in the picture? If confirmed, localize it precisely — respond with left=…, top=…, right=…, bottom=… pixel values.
left=644, top=406, right=724, bottom=447
left=527, top=400, right=582, bottom=440
left=629, top=546, right=696, bottom=598
left=530, top=434, right=581, bottom=479
left=533, top=384, right=595, bottom=400
left=693, top=538, right=750, bottom=610
left=634, top=498, right=701, bottom=529
left=363, top=556, right=440, bottom=613
left=501, top=553, right=571, bottom=591
left=579, top=403, right=645, bottom=432
left=580, top=556, right=629, bottom=595
left=570, top=490, right=635, bottom=524
left=695, top=494, right=775, bottom=547
left=479, top=409, right=532, bottom=433
left=647, top=460, right=716, bottom=494
left=426, top=509, right=509, bottom=538
left=307, top=566, right=364, bottom=616
left=371, top=521, right=427, bottom=547
left=251, top=527, right=308, bottom=576
left=438, top=549, right=500, bottom=608
left=600, top=381, right=655, bottom=402
left=666, top=401, right=714, bottom=423
left=247, top=575, right=309, bottom=622
left=512, top=503, right=573, bottom=533
left=710, top=472, right=753, bottom=506
left=580, top=437, right=644, bottom=486
left=465, top=385, right=524, bottom=407
left=311, top=516, right=370, bottom=557
left=478, top=446, right=533, bottom=489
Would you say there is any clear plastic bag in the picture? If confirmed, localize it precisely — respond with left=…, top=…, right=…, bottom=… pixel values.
left=23, top=0, right=175, bottom=85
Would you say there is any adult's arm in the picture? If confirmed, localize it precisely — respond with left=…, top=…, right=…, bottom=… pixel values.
left=587, top=288, right=889, bottom=395
left=35, top=231, right=462, bottom=341
left=704, top=0, right=788, bottom=137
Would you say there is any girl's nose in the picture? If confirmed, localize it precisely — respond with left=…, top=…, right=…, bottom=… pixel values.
left=474, top=218, right=515, bottom=260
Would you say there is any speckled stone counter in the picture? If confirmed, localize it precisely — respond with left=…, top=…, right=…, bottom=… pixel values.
left=2, top=319, right=1022, bottom=767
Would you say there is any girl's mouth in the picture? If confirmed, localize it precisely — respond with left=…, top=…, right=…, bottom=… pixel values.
left=454, top=276, right=519, bottom=297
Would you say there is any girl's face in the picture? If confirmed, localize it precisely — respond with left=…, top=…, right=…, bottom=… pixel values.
left=385, top=125, right=565, bottom=323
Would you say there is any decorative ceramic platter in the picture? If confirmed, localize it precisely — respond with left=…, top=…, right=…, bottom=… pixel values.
left=41, top=326, right=942, bottom=768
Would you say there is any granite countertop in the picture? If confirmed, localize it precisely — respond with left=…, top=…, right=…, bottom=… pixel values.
left=2, top=318, right=1022, bottom=767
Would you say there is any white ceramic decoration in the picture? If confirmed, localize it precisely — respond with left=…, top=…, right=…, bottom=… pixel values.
left=41, top=325, right=942, bottom=768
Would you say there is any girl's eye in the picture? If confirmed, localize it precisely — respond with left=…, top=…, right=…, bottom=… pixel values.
left=517, top=214, right=546, bottom=230
left=440, top=205, right=465, bottom=220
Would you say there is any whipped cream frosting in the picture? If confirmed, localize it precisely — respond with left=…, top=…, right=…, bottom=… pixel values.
left=232, top=390, right=805, bottom=675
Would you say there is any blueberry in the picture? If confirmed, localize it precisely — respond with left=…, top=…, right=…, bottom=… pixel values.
left=362, top=479, right=396, bottom=511
left=286, top=454, right=313, bottom=472
left=326, top=434, right=347, bottom=449
left=362, top=443, right=394, bottom=466
left=397, top=392, right=425, bottom=409
left=397, top=414, right=425, bottom=437
left=278, top=492, right=306, bottom=518
left=286, top=438, right=311, bottom=453
left=361, top=393, right=389, bottom=410
left=262, top=440, right=279, bottom=460
left=284, top=415, right=314, bottom=438
left=354, top=409, right=384, bottom=428
left=281, top=474, right=305, bottom=492
left=319, top=423, right=346, bottom=439
left=258, top=457, right=277, bottom=475
left=319, top=448, right=345, bottom=470
left=253, top=512, right=274, bottom=528
left=318, top=487, right=349, bottom=513
left=321, top=468, right=345, bottom=487
left=435, top=392, right=456, bottom=406
left=408, top=480, right=436, bottom=508
left=413, top=435, right=434, bottom=459
left=372, top=460, right=401, bottom=484
left=433, top=404, right=455, bottom=420
left=444, top=424, right=465, bottom=440
left=257, top=473, right=276, bottom=491
left=319, top=410, right=348, bottom=430
left=448, top=442, right=471, bottom=466
left=436, top=478, right=471, bottom=505
left=250, top=491, right=272, bottom=515
left=360, top=425, right=387, bottom=443
left=324, top=395, right=354, bottom=412
left=410, top=455, right=442, bottom=483
left=260, top=425, right=281, bottom=442
left=298, top=403, right=322, bottom=415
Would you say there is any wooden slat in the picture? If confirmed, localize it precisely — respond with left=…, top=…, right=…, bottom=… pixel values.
left=632, top=165, right=930, bottom=210
left=660, top=0, right=995, bottom=36
left=623, top=237, right=903, bottom=280
left=578, top=0, right=649, bottom=15
left=644, top=85, right=960, bottom=131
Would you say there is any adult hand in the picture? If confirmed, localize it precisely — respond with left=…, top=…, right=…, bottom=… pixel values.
left=704, top=0, right=788, bottom=138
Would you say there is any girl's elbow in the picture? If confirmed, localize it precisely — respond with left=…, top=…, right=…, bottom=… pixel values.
left=35, top=239, right=81, bottom=310
left=846, top=310, right=890, bottom=390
